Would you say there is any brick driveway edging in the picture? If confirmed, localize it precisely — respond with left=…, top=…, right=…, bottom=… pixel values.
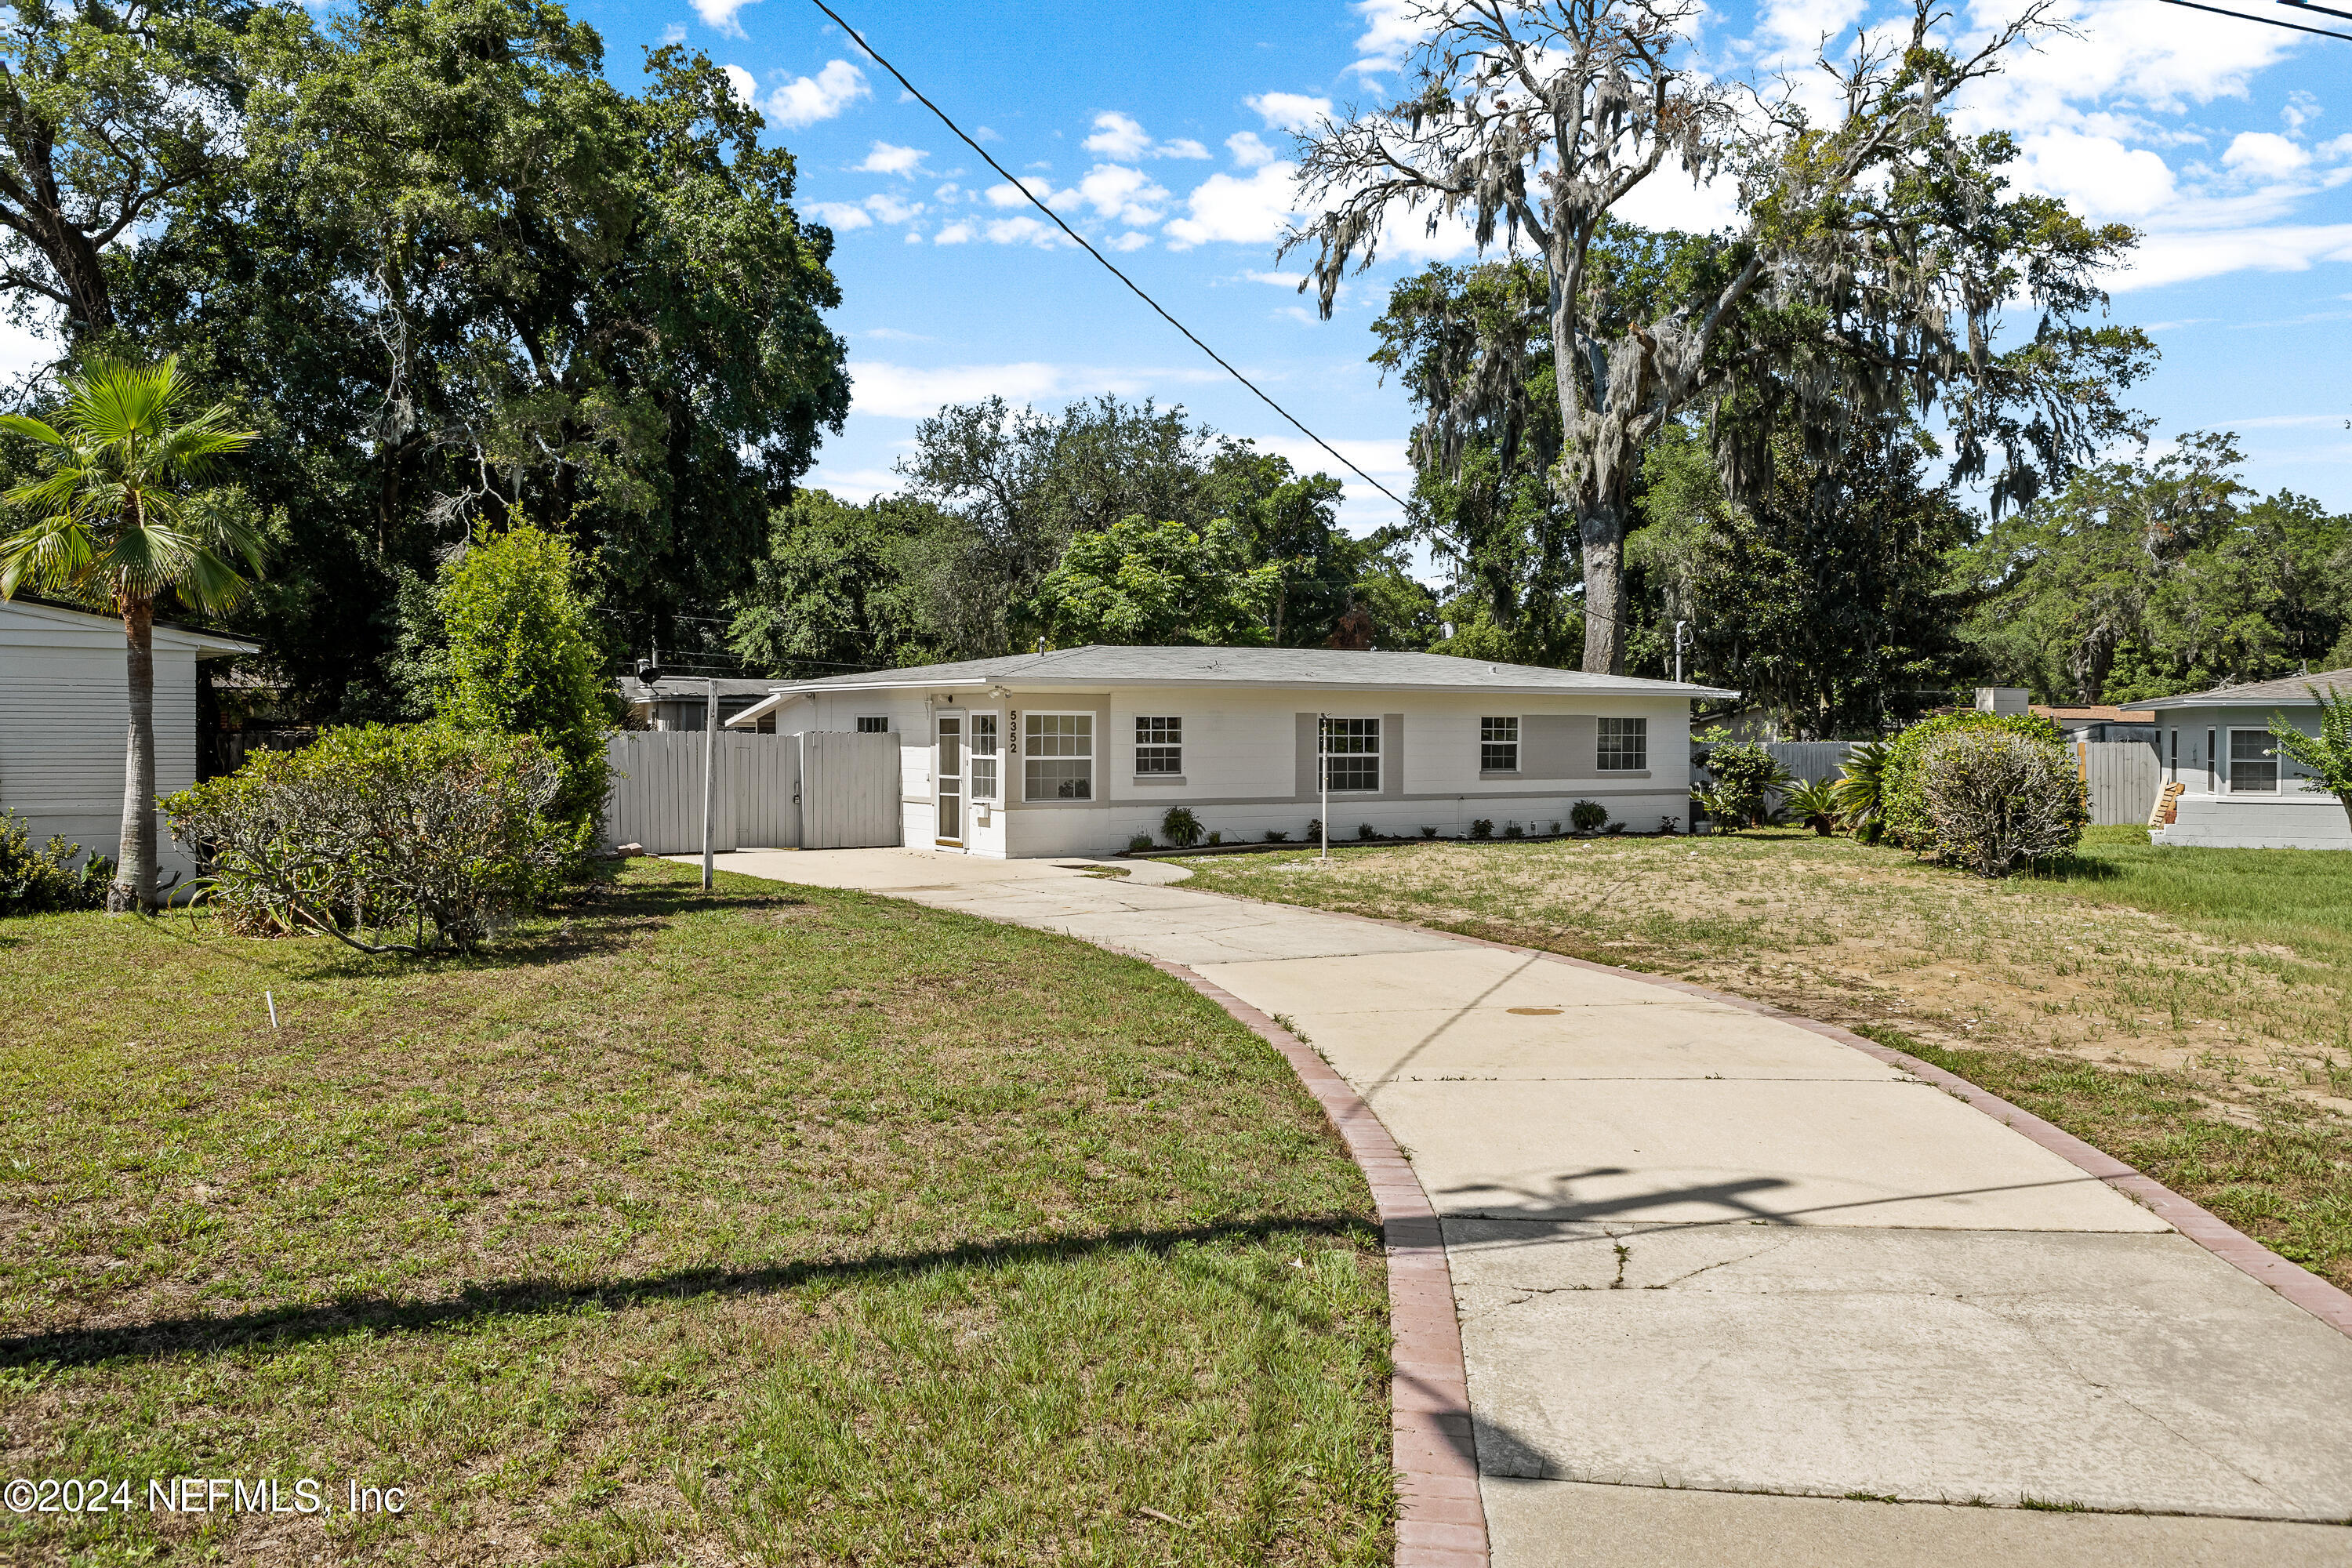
left=1146, top=957, right=1491, bottom=1568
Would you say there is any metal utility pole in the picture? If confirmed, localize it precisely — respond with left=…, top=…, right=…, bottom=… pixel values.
left=701, top=677, right=718, bottom=889
left=1319, top=712, right=1330, bottom=861
left=1674, top=620, right=1691, bottom=685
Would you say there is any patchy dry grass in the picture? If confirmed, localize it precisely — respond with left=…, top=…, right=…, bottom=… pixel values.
left=1174, top=827, right=2352, bottom=1288
left=0, top=859, right=1390, bottom=1566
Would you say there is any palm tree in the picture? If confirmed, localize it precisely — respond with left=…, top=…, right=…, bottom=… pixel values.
left=0, top=357, right=260, bottom=912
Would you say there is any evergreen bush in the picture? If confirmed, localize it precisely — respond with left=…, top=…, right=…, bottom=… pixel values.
left=1918, top=729, right=2089, bottom=877
left=1882, top=711, right=2071, bottom=854
left=0, top=812, right=113, bottom=916
left=1570, top=800, right=1608, bottom=833
left=1160, top=806, right=1203, bottom=848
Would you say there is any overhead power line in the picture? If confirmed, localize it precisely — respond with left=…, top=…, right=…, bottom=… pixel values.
left=2151, top=0, right=2352, bottom=38
left=798, top=0, right=1409, bottom=510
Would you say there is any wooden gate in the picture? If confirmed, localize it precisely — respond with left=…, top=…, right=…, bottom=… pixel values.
left=602, top=730, right=898, bottom=853
left=2078, top=739, right=2161, bottom=827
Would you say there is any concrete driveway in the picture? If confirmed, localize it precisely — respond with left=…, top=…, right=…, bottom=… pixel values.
left=698, top=848, right=2352, bottom=1566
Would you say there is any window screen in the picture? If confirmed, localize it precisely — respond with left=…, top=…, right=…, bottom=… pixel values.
left=1025, top=713, right=1094, bottom=800
left=1597, top=717, right=1647, bottom=771
left=2230, top=730, right=2278, bottom=793
left=1480, top=716, right=1518, bottom=772
left=1323, top=717, right=1380, bottom=793
left=855, top=715, right=888, bottom=733
left=969, top=713, right=999, bottom=800
left=1135, top=717, right=1182, bottom=775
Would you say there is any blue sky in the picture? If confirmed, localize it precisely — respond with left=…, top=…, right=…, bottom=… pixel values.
left=28, top=0, right=2351, bottom=543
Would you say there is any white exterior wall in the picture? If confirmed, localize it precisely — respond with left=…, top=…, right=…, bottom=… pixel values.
left=2149, top=703, right=2351, bottom=851
left=0, top=601, right=245, bottom=880
left=801, top=682, right=1692, bottom=861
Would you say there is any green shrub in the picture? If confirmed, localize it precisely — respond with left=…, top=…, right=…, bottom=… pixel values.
left=1570, top=800, right=1608, bottom=833
left=1263, top=829, right=1288, bottom=843
left=1160, top=806, right=1203, bottom=848
left=1207, top=830, right=1222, bottom=845
left=1783, top=778, right=1842, bottom=836
left=1918, top=728, right=2089, bottom=877
left=1420, top=825, right=1438, bottom=839
left=1548, top=819, right=1563, bottom=835
left=1469, top=818, right=1494, bottom=840
left=1831, top=739, right=1893, bottom=841
left=1356, top=822, right=1378, bottom=841
left=1502, top=819, right=1523, bottom=838
left=1701, top=742, right=1794, bottom=828
left=165, top=724, right=577, bottom=955
left=1882, top=711, right=2069, bottom=854
left=1126, top=832, right=1156, bottom=853
left=0, top=813, right=113, bottom=915
left=434, top=524, right=617, bottom=840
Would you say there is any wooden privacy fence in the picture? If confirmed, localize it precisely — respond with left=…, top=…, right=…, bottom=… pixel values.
left=601, top=730, right=899, bottom=855
left=2077, top=739, right=2161, bottom=827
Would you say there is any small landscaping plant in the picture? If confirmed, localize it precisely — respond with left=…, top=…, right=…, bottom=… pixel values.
left=1918, top=728, right=2089, bottom=877
left=1356, top=822, right=1378, bottom=841
left=1420, top=826, right=1439, bottom=839
left=1160, top=805, right=1203, bottom=848
left=1699, top=742, right=1794, bottom=829
left=1548, top=819, right=1563, bottom=835
left=0, top=811, right=113, bottom=915
left=1127, top=833, right=1156, bottom=853
left=1469, top=818, right=1494, bottom=840
left=1305, top=818, right=1323, bottom=843
left=165, top=724, right=575, bottom=955
left=1503, top=820, right=1523, bottom=838
left=1831, top=739, right=1893, bottom=842
left=1570, top=800, right=1608, bottom=833
left=1263, top=829, right=1288, bottom=843
left=1782, top=777, right=1842, bottom=836
left=1206, top=830, right=1221, bottom=845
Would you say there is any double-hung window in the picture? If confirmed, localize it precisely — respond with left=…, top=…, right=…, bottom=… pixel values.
left=1597, top=717, right=1648, bottom=771
left=1025, top=713, right=1094, bottom=800
left=969, top=713, right=1000, bottom=800
left=1135, top=717, right=1182, bottom=775
left=855, top=715, right=888, bottom=734
left=1480, top=717, right=1519, bottom=772
left=1323, top=717, right=1381, bottom=793
left=2229, top=729, right=2278, bottom=793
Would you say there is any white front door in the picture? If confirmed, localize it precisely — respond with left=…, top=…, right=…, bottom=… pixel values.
left=935, top=714, right=964, bottom=845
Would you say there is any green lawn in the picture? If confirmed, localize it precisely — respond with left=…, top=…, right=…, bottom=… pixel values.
left=1171, top=826, right=2352, bottom=1290
left=0, top=860, right=1391, bottom=1565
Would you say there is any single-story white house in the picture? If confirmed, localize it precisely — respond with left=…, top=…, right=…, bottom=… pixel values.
left=2122, top=669, right=2352, bottom=850
left=724, top=644, right=1736, bottom=859
left=0, top=597, right=258, bottom=879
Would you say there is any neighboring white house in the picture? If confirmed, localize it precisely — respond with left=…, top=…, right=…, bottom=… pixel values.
left=0, top=597, right=258, bottom=879
left=2122, top=669, right=2352, bottom=851
left=724, top=644, right=1736, bottom=859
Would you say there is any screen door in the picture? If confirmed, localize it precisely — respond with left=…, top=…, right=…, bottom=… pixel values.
left=935, top=713, right=964, bottom=844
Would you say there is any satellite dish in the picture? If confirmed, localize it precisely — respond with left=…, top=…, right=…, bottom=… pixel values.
left=634, top=659, right=665, bottom=687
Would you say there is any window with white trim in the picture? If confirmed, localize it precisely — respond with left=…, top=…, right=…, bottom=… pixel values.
left=1025, top=713, right=1094, bottom=800
left=1480, top=716, right=1519, bottom=772
left=1597, top=717, right=1647, bottom=771
left=1324, top=717, right=1381, bottom=793
left=1135, top=717, right=1182, bottom=775
left=969, top=713, right=1000, bottom=800
left=855, top=715, right=888, bottom=733
left=2229, top=729, right=2278, bottom=793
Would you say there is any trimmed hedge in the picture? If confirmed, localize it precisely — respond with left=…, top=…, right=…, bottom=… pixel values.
left=1882, top=710, right=2074, bottom=855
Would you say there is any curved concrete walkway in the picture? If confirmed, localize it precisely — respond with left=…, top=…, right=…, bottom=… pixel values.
left=698, top=848, right=2352, bottom=1566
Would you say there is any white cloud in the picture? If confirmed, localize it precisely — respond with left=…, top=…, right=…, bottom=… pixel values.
left=1084, top=111, right=1152, bottom=162
left=858, top=141, right=929, bottom=176
left=1109, top=231, right=1152, bottom=252
left=1347, top=0, right=1420, bottom=78
left=935, top=220, right=976, bottom=245
left=2014, top=129, right=2176, bottom=220
left=767, top=60, right=869, bottom=129
left=847, top=361, right=1218, bottom=419
left=865, top=192, right=924, bottom=224
left=1247, top=93, right=1333, bottom=132
left=2115, top=223, right=2352, bottom=292
left=1612, top=165, right=1744, bottom=235
left=983, top=215, right=1072, bottom=248
left=1165, top=162, right=1300, bottom=249
left=985, top=177, right=1053, bottom=209
left=720, top=65, right=756, bottom=109
left=804, top=201, right=873, bottom=231
left=1160, top=138, right=1210, bottom=161
left=660, top=24, right=686, bottom=45
left=1069, top=163, right=1171, bottom=227
left=2222, top=132, right=2310, bottom=181
left=1244, top=270, right=1306, bottom=286
left=1226, top=131, right=1277, bottom=169
left=691, top=0, right=758, bottom=39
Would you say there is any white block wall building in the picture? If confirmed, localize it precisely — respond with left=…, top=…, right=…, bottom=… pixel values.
left=0, top=597, right=257, bottom=880
left=728, top=645, right=1735, bottom=860
left=2124, top=669, right=2352, bottom=851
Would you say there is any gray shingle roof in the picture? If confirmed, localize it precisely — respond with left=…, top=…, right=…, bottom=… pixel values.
left=2120, top=668, right=2352, bottom=711
left=753, top=644, right=1737, bottom=699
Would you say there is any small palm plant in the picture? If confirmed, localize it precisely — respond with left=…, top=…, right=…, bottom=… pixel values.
left=2270, top=688, right=2352, bottom=833
left=1783, top=777, right=1843, bottom=837
left=1831, top=739, right=1894, bottom=843
left=0, top=358, right=260, bottom=911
